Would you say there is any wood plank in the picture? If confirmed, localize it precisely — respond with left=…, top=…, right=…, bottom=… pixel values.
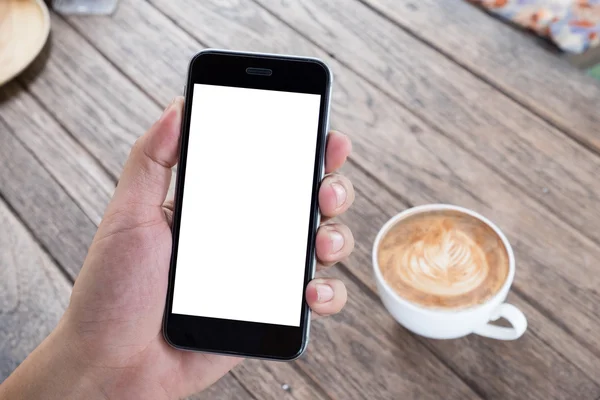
left=17, top=14, right=182, bottom=201
left=18, top=13, right=159, bottom=176
left=0, top=81, right=114, bottom=225
left=233, top=361, right=328, bottom=400
left=64, top=5, right=197, bottom=107
left=187, top=374, right=253, bottom=400
left=0, top=117, right=96, bottom=278
left=252, top=0, right=600, bottom=252
left=0, top=198, right=71, bottom=380
left=47, top=2, right=482, bottom=398
left=150, top=0, right=600, bottom=357
left=362, top=0, right=600, bottom=152
left=70, top=0, right=600, bottom=397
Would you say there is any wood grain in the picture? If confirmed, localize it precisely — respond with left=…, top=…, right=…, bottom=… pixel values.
left=50, top=1, right=483, bottom=398
left=64, top=2, right=198, bottom=107
left=0, top=81, right=114, bottom=225
left=362, top=0, right=600, bottom=152
left=0, top=198, right=71, bottom=380
left=18, top=13, right=158, bottom=176
left=187, top=374, right=253, bottom=400
left=233, top=361, right=328, bottom=400
left=253, top=0, right=600, bottom=250
left=0, top=117, right=96, bottom=278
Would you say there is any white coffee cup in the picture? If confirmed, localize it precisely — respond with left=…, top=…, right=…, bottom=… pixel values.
left=372, top=204, right=527, bottom=340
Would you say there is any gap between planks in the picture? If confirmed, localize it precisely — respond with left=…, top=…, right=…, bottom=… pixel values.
left=0, top=117, right=83, bottom=286
left=15, top=79, right=119, bottom=184
left=56, top=13, right=167, bottom=110
left=0, top=101, right=105, bottom=230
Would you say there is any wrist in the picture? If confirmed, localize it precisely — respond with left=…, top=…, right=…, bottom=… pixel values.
left=0, top=317, right=115, bottom=400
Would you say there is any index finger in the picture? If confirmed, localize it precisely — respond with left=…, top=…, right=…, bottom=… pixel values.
left=325, top=131, right=352, bottom=174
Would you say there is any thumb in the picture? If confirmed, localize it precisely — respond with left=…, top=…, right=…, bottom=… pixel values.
left=110, top=97, right=183, bottom=210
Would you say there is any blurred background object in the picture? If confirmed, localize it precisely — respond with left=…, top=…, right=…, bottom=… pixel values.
left=51, top=0, right=118, bottom=15
left=0, top=0, right=50, bottom=86
left=567, top=45, right=600, bottom=78
left=590, top=61, right=600, bottom=77
left=470, top=0, right=600, bottom=54
left=469, top=0, right=600, bottom=79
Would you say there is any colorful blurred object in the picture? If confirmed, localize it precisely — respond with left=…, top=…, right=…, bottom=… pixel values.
left=470, top=0, right=600, bottom=53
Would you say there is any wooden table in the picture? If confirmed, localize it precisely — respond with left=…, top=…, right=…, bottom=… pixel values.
left=2, top=1, right=600, bottom=399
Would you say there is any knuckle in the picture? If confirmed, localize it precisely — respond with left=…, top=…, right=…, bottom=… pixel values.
left=129, top=137, right=145, bottom=160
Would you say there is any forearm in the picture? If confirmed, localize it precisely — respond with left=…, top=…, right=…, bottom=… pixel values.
left=0, top=319, right=109, bottom=400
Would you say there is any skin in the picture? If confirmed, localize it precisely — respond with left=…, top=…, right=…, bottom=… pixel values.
left=0, top=97, right=355, bottom=400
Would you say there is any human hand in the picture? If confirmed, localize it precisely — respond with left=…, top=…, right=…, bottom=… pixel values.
left=0, top=97, right=355, bottom=400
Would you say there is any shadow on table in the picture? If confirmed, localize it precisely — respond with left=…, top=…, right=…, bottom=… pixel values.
left=0, top=32, right=53, bottom=106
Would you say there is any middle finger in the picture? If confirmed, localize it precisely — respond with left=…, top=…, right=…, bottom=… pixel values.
left=319, top=173, right=355, bottom=219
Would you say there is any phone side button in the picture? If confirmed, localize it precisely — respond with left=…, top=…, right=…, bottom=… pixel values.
left=183, top=85, right=187, bottom=96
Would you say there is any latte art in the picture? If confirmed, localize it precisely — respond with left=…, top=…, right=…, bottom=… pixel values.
left=378, top=210, right=509, bottom=310
left=397, top=229, right=488, bottom=296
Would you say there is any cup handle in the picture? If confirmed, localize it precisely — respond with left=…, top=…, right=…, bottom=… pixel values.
left=472, top=303, right=527, bottom=340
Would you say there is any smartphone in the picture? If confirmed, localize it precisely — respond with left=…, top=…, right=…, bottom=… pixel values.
left=163, top=50, right=332, bottom=360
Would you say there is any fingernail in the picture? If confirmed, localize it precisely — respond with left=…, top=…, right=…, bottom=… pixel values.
left=316, top=283, right=334, bottom=303
left=331, top=182, right=347, bottom=208
left=330, top=230, right=344, bottom=254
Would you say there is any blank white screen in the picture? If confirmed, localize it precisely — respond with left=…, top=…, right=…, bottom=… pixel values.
left=172, top=84, right=321, bottom=327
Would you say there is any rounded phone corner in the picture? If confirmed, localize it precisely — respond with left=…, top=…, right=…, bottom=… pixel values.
left=162, top=322, right=182, bottom=351
left=307, top=58, right=333, bottom=86
left=278, top=322, right=310, bottom=362
left=279, top=340, right=309, bottom=362
left=187, top=49, right=223, bottom=73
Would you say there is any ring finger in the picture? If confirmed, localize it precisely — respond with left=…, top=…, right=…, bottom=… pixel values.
left=315, top=222, right=354, bottom=269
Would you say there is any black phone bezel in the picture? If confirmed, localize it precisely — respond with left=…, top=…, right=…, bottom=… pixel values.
left=163, top=50, right=331, bottom=360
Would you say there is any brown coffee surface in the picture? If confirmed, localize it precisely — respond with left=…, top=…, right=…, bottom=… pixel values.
left=377, top=210, right=509, bottom=310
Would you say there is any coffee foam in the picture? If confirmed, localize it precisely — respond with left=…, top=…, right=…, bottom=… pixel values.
left=377, top=210, right=509, bottom=310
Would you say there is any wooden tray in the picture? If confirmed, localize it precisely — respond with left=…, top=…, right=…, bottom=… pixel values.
left=0, top=0, right=51, bottom=86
